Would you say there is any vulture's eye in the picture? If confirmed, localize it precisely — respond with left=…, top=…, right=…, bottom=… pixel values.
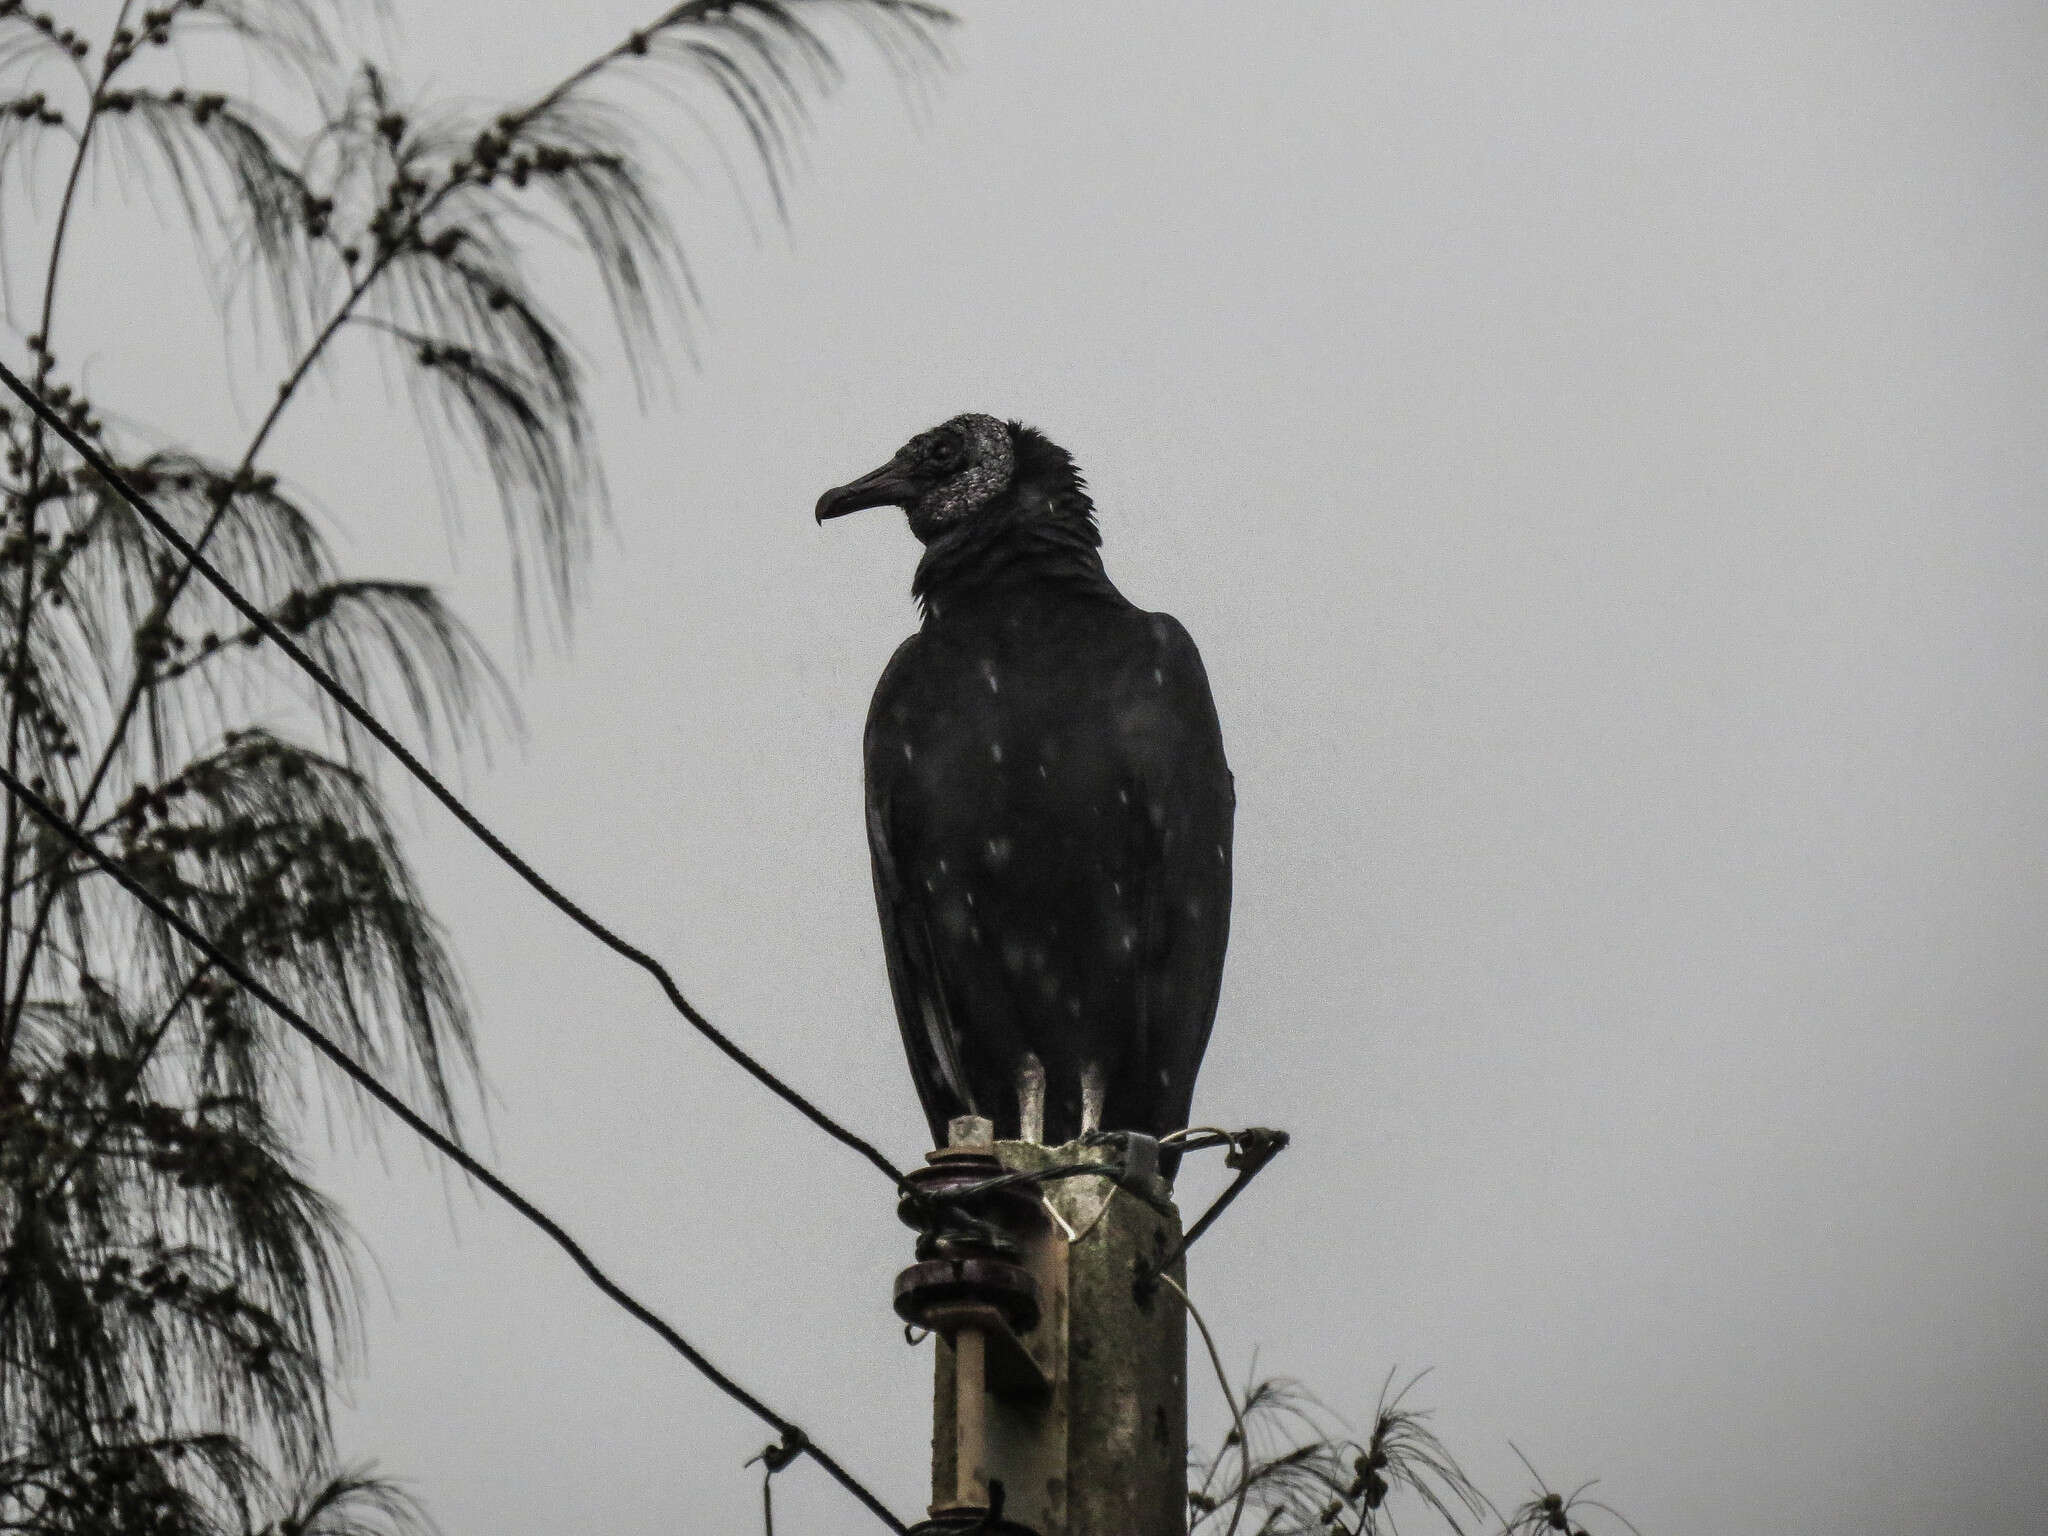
left=926, top=437, right=962, bottom=472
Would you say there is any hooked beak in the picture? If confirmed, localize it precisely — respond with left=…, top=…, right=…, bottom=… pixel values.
left=815, top=456, right=919, bottom=524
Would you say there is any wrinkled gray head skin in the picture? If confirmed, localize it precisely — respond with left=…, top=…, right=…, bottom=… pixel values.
left=911, top=413, right=1015, bottom=536
left=814, top=413, right=1017, bottom=542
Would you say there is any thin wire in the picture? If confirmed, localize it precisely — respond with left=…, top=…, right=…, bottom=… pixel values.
left=747, top=1429, right=808, bottom=1536
left=908, top=1160, right=1149, bottom=1252
left=0, top=764, right=910, bottom=1535
left=1161, top=1271, right=1252, bottom=1536
left=1159, top=1127, right=1237, bottom=1151
left=0, top=357, right=910, bottom=1192
left=936, top=1160, right=1126, bottom=1202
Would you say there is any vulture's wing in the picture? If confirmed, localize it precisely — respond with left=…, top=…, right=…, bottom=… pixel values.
left=1112, top=613, right=1234, bottom=1143
left=864, top=635, right=975, bottom=1147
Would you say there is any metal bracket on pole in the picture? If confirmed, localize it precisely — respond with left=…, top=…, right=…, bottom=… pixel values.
left=1132, top=1126, right=1288, bottom=1304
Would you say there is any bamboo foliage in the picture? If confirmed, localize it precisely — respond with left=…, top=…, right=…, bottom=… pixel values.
left=1189, top=1372, right=1640, bottom=1536
left=0, top=0, right=950, bottom=1529
left=1190, top=1373, right=1488, bottom=1536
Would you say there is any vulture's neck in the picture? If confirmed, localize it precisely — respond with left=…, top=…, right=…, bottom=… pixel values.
left=912, top=502, right=1120, bottom=623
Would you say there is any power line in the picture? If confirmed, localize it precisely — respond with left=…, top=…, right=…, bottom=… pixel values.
left=0, top=762, right=909, bottom=1535
left=0, top=357, right=909, bottom=1194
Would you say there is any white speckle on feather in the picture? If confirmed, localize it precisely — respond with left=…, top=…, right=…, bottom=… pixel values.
left=981, top=659, right=1000, bottom=694
left=990, top=742, right=1004, bottom=763
left=901, top=742, right=915, bottom=763
left=937, top=858, right=949, bottom=875
left=1215, top=844, right=1228, bottom=864
left=1117, top=788, right=1130, bottom=806
left=1152, top=667, right=1164, bottom=686
left=920, top=1001, right=961, bottom=1096
left=1038, top=764, right=1048, bottom=779
left=984, top=836, right=1013, bottom=868
left=1067, top=998, right=1082, bottom=1017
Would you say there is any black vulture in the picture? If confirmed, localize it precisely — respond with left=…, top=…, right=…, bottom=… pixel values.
left=818, top=415, right=1233, bottom=1171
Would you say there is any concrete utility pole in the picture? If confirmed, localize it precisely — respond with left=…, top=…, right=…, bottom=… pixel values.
left=895, top=1117, right=1187, bottom=1536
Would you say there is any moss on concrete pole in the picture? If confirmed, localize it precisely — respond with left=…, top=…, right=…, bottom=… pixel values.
left=926, top=1128, right=1187, bottom=1536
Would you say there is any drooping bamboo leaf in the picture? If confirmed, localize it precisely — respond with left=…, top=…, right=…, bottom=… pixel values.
left=2, top=0, right=956, bottom=1524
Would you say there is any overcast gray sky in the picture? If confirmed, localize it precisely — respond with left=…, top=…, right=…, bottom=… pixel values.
left=45, top=0, right=2048, bottom=1531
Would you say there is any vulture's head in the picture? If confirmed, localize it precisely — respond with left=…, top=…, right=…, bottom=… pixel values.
left=814, top=414, right=1093, bottom=545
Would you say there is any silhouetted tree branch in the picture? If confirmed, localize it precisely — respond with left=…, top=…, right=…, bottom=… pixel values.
left=0, top=0, right=950, bottom=1527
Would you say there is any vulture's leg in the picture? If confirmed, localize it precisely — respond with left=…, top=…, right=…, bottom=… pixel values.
left=1017, top=1053, right=1046, bottom=1144
left=1079, top=1062, right=1106, bottom=1138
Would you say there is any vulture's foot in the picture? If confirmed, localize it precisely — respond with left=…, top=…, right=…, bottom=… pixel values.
left=1017, top=1053, right=1046, bottom=1144
left=1080, top=1062, right=1105, bottom=1138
